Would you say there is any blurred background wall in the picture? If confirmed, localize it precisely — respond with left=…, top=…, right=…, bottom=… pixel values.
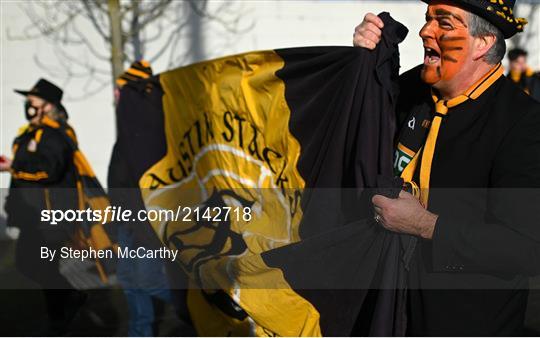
left=1, top=0, right=539, bottom=192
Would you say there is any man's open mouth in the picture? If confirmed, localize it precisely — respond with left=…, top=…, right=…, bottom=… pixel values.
left=424, top=47, right=441, bottom=65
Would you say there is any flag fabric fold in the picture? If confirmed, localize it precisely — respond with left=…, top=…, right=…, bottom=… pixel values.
left=114, top=12, right=409, bottom=336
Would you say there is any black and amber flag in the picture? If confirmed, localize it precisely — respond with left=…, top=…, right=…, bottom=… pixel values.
left=113, top=13, right=409, bottom=336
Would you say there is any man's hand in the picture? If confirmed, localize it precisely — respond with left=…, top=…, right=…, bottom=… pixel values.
left=372, top=190, right=438, bottom=239
left=353, top=13, right=384, bottom=50
left=0, top=155, right=12, bottom=172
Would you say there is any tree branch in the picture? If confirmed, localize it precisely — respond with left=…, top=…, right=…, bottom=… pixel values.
left=148, top=21, right=189, bottom=64
left=81, top=0, right=110, bottom=42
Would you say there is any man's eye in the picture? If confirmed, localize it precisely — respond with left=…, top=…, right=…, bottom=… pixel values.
left=439, top=20, right=454, bottom=29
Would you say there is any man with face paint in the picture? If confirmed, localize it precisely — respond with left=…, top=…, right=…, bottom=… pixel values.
left=353, top=0, right=540, bottom=336
left=0, top=79, right=87, bottom=335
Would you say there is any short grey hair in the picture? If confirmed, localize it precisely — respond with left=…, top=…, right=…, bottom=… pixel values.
left=468, top=12, right=506, bottom=64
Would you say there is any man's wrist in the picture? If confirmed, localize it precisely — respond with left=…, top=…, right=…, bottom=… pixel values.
left=417, top=211, right=438, bottom=239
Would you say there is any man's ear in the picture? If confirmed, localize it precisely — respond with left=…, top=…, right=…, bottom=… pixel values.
left=472, top=34, right=496, bottom=61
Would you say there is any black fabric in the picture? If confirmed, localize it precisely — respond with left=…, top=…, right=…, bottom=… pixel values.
left=507, top=71, right=540, bottom=102
left=109, top=79, right=171, bottom=250
left=4, top=123, right=83, bottom=335
left=6, top=124, right=77, bottom=284
left=15, top=226, right=72, bottom=289
left=110, top=79, right=192, bottom=323
left=397, top=65, right=540, bottom=336
left=261, top=13, right=410, bottom=336
left=115, top=78, right=167, bottom=183
left=112, top=12, right=412, bottom=336
left=277, top=12, right=406, bottom=239
left=6, top=125, right=78, bottom=231
left=111, top=78, right=169, bottom=252
left=262, top=177, right=411, bottom=336
left=11, top=127, right=72, bottom=184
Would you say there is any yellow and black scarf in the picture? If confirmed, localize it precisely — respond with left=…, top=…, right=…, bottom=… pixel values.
left=395, top=63, right=504, bottom=206
left=39, top=116, right=117, bottom=282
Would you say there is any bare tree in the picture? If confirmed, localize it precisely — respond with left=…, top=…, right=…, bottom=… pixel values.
left=7, top=0, right=252, bottom=99
left=510, top=3, right=540, bottom=67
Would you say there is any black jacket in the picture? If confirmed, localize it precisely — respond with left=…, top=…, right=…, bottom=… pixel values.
left=397, top=65, right=540, bottom=335
left=5, top=124, right=77, bottom=230
left=507, top=70, right=540, bottom=102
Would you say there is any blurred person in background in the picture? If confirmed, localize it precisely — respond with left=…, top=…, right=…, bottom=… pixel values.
left=108, top=60, right=174, bottom=336
left=507, top=47, right=540, bottom=100
left=0, top=79, right=87, bottom=335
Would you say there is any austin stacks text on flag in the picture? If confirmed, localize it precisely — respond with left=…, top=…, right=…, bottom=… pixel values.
left=113, top=12, right=409, bottom=336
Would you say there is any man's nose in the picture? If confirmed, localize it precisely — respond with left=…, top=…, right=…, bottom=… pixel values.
left=419, top=21, right=436, bottom=40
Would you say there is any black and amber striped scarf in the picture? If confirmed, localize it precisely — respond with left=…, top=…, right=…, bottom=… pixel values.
left=38, top=116, right=117, bottom=282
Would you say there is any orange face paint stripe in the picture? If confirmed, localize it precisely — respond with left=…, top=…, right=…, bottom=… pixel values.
left=442, top=55, right=459, bottom=63
left=444, top=46, right=464, bottom=51
left=440, top=36, right=467, bottom=41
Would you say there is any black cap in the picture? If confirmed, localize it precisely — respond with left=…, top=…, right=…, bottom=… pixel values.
left=421, top=0, right=527, bottom=39
left=14, top=78, right=67, bottom=115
